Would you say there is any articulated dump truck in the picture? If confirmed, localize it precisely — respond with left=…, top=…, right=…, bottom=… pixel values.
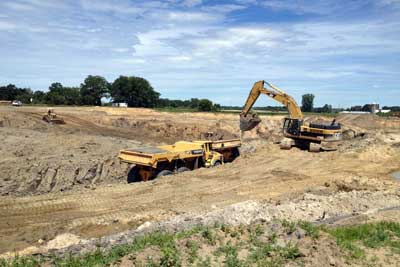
left=119, top=139, right=241, bottom=182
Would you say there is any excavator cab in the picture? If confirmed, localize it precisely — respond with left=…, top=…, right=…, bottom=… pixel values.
left=283, top=118, right=302, bottom=136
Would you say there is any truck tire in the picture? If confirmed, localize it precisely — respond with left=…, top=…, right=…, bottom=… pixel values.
left=127, top=166, right=141, bottom=183
left=309, top=143, right=321, bottom=153
left=177, top=167, right=191, bottom=173
left=232, top=147, right=240, bottom=160
left=213, top=161, right=222, bottom=167
left=280, top=138, right=293, bottom=150
left=157, top=170, right=173, bottom=177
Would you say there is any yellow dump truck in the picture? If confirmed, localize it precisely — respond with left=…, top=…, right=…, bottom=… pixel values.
left=119, top=139, right=241, bottom=182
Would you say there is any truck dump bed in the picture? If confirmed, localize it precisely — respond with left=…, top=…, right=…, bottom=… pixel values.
left=207, top=139, right=242, bottom=150
left=118, top=139, right=241, bottom=168
left=119, top=141, right=205, bottom=168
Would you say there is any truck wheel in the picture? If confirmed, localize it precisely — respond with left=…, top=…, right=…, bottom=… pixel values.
left=177, top=167, right=190, bottom=173
left=309, top=143, right=321, bottom=153
left=232, top=147, right=240, bottom=160
left=213, top=161, right=222, bottom=167
left=127, top=166, right=141, bottom=183
left=157, top=170, right=173, bottom=177
left=280, top=138, right=293, bottom=150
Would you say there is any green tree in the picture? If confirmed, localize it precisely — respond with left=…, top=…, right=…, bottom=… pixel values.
left=0, top=84, right=33, bottom=103
left=212, top=103, right=221, bottom=112
left=110, top=76, right=160, bottom=107
left=301, top=94, right=315, bottom=112
left=80, top=75, right=109, bottom=106
left=0, top=84, right=18, bottom=100
left=198, top=99, right=213, bottom=111
left=189, top=98, right=200, bottom=109
left=45, top=83, right=81, bottom=105
left=46, top=83, right=64, bottom=105
left=32, top=91, right=46, bottom=104
left=63, top=87, right=82, bottom=105
left=321, top=104, right=332, bottom=113
left=18, top=89, right=33, bottom=103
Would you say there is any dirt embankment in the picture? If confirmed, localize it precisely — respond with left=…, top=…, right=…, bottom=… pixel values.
left=0, top=106, right=277, bottom=197
left=1, top=107, right=398, bottom=198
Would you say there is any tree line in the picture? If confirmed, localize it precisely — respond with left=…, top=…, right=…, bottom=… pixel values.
left=222, top=94, right=336, bottom=113
left=0, top=75, right=220, bottom=112
left=2, top=79, right=396, bottom=113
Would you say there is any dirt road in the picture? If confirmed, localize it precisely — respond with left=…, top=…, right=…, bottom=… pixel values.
left=0, top=106, right=399, bottom=255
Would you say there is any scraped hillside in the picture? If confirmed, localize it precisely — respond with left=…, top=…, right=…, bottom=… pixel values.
left=0, top=106, right=244, bottom=196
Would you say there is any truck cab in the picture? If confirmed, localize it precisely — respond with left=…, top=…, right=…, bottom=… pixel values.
left=195, top=141, right=223, bottom=168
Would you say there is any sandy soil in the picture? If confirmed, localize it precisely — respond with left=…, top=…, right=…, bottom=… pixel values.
left=0, top=106, right=399, bottom=256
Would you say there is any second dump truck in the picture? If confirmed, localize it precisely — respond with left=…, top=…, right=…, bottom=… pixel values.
left=119, top=139, right=241, bottom=182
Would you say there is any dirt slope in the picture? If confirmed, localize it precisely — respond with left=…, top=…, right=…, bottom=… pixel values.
left=0, top=106, right=250, bottom=196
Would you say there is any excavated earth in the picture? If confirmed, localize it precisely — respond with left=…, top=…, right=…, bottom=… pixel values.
left=0, top=106, right=400, bottom=261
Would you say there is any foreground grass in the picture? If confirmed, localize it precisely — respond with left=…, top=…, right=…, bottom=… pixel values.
left=327, top=221, right=400, bottom=259
left=1, top=221, right=399, bottom=267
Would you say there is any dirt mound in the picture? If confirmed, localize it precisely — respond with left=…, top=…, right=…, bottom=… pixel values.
left=337, top=113, right=390, bottom=130
left=100, top=116, right=237, bottom=142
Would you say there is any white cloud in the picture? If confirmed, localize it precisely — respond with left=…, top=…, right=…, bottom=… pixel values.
left=259, top=0, right=340, bottom=15
left=201, top=4, right=247, bottom=13
left=0, top=21, right=16, bottom=31
left=167, top=55, right=192, bottom=62
left=181, top=0, right=202, bottom=8
left=166, top=11, right=220, bottom=22
left=80, top=0, right=144, bottom=14
left=4, top=2, right=36, bottom=11
left=87, top=28, right=102, bottom=33
left=3, top=0, right=68, bottom=11
left=305, top=71, right=354, bottom=79
left=116, top=58, right=146, bottom=64
left=112, top=48, right=130, bottom=53
left=378, top=0, right=400, bottom=6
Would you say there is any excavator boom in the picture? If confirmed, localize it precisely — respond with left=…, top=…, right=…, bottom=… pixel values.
left=240, top=80, right=303, bottom=131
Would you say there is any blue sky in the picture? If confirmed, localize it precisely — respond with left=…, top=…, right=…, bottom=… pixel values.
left=0, top=0, right=399, bottom=107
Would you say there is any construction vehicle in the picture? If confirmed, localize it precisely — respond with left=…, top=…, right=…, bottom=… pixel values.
left=119, top=139, right=241, bottom=182
left=240, top=80, right=342, bottom=152
left=42, top=109, right=65, bottom=124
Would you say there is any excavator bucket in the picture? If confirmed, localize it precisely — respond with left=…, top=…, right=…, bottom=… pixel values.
left=240, top=113, right=261, bottom=131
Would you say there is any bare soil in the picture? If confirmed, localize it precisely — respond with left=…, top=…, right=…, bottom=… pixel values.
left=0, top=106, right=399, bottom=260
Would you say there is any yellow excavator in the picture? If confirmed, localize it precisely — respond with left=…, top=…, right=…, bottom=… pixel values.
left=240, top=81, right=342, bottom=152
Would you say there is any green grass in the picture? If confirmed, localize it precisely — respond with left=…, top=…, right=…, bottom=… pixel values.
left=186, top=240, right=200, bottom=264
left=298, top=221, right=321, bottom=239
left=2, top=221, right=400, bottom=267
left=327, top=221, right=400, bottom=259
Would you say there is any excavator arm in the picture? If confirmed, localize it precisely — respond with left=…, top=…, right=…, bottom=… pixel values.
left=240, top=80, right=303, bottom=131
